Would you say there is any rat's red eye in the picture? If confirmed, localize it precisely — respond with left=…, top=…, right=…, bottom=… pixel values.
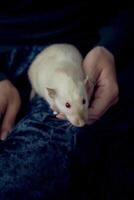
left=65, top=102, right=71, bottom=108
left=82, top=99, right=86, bottom=104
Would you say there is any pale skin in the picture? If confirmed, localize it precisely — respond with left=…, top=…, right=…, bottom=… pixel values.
left=0, top=46, right=119, bottom=140
left=83, top=46, right=119, bottom=124
left=56, top=47, right=119, bottom=122
left=0, top=80, right=21, bottom=140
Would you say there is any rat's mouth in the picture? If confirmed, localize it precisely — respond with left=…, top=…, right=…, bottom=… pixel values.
left=66, top=114, right=88, bottom=127
left=70, top=119, right=86, bottom=127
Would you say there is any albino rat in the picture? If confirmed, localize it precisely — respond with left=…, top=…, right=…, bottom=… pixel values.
left=28, top=43, right=92, bottom=127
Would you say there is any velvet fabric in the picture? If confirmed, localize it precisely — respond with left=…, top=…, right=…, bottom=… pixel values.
left=0, top=46, right=134, bottom=200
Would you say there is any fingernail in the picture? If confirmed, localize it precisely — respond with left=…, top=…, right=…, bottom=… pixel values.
left=0, top=132, right=8, bottom=141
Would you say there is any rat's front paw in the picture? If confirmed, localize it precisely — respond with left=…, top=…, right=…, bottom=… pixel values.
left=53, top=111, right=59, bottom=115
left=50, top=104, right=59, bottom=113
left=56, top=112, right=67, bottom=120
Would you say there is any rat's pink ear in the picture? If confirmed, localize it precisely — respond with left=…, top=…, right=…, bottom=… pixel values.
left=46, top=88, right=56, bottom=98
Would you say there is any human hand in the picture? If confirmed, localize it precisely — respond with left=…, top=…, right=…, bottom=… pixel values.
left=0, top=80, right=21, bottom=140
left=83, top=46, right=119, bottom=124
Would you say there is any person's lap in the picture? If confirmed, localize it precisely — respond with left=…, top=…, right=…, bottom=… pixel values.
left=0, top=94, right=133, bottom=200
left=0, top=45, right=133, bottom=200
left=0, top=95, right=80, bottom=200
left=0, top=45, right=82, bottom=200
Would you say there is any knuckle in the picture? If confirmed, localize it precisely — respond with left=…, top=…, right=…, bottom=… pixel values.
left=108, top=83, right=119, bottom=99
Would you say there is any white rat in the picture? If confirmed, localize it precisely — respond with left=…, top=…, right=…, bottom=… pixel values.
left=28, top=43, right=92, bottom=127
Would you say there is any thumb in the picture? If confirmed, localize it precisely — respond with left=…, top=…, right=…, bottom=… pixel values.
left=0, top=102, right=19, bottom=140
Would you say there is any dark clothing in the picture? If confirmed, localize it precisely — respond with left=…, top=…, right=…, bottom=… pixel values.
left=0, top=94, right=75, bottom=200
left=0, top=0, right=134, bottom=80
left=0, top=1, right=134, bottom=200
left=0, top=46, right=133, bottom=200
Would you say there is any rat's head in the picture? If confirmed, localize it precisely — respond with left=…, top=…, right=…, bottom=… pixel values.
left=47, top=76, right=90, bottom=127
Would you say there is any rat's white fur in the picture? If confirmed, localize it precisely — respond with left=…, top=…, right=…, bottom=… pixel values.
left=28, top=43, right=90, bottom=127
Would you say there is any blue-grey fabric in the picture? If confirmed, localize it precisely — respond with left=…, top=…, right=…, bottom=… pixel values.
left=0, top=95, right=78, bottom=200
left=0, top=46, right=134, bottom=200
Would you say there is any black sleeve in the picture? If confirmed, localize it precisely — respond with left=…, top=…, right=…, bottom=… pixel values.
left=0, top=48, right=9, bottom=81
left=0, top=72, right=7, bottom=81
left=97, top=2, right=134, bottom=60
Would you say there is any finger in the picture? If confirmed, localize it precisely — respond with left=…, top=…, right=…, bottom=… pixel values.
left=88, top=85, right=116, bottom=121
left=0, top=102, right=20, bottom=140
